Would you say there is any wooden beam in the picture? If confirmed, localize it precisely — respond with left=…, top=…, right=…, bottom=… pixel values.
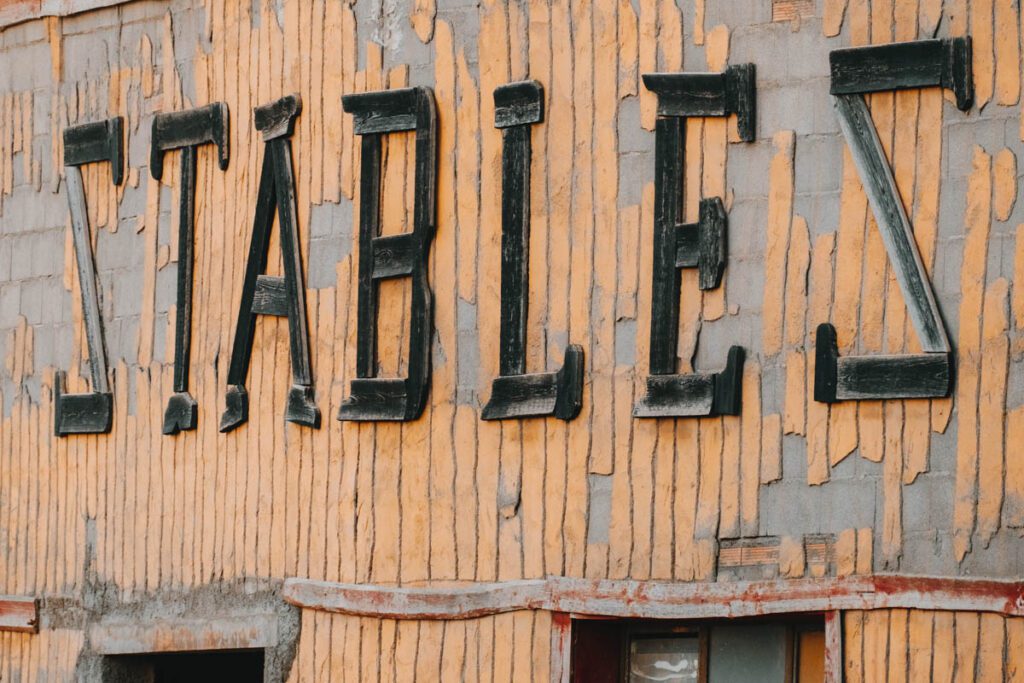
left=824, top=610, right=843, bottom=683
left=89, top=615, right=279, bottom=655
left=283, top=574, right=1024, bottom=621
left=550, top=612, right=572, bottom=683
left=0, top=596, right=38, bottom=633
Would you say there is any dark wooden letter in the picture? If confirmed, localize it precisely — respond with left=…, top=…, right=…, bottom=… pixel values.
left=482, top=81, right=583, bottom=421
left=220, top=95, right=319, bottom=432
left=338, top=87, right=437, bottom=421
left=55, top=117, right=123, bottom=435
left=816, top=38, right=972, bottom=403
left=633, top=66, right=755, bottom=418
left=151, top=102, right=229, bottom=434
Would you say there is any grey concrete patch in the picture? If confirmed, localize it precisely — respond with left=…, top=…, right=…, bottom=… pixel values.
left=456, top=296, right=478, bottom=405
left=587, top=473, right=612, bottom=544
left=614, top=319, right=636, bottom=368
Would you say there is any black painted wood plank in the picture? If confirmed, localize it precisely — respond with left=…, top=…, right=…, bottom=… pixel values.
left=163, top=145, right=200, bottom=435
left=222, top=150, right=276, bottom=432
left=675, top=223, right=700, bottom=268
left=642, top=65, right=756, bottom=141
left=63, top=117, right=123, bottom=184
left=251, top=275, right=290, bottom=316
left=834, top=93, right=949, bottom=353
left=483, top=373, right=559, bottom=419
left=253, top=94, right=301, bottom=141
left=552, top=345, right=585, bottom=420
left=483, top=345, right=584, bottom=421
left=712, top=346, right=745, bottom=416
left=354, top=134, right=382, bottom=379
left=497, top=123, right=530, bottom=378
left=648, top=116, right=685, bottom=376
left=269, top=137, right=315, bottom=388
left=65, top=167, right=109, bottom=394
left=342, top=87, right=420, bottom=134
left=634, top=373, right=716, bottom=418
left=634, top=345, right=744, bottom=418
left=150, top=102, right=229, bottom=181
left=54, top=372, right=113, bottom=435
left=643, top=72, right=728, bottom=117
left=836, top=353, right=952, bottom=400
left=830, top=37, right=973, bottom=110
left=340, top=87, right=438, bottom=422
left=814, top=323, right=839, bottom=404
left=339, top=378, right=410, bottom=421
left=725, top=64, right=757, bottom=143
left=674, top=202, right=725, bottom=288
left=171, top=146, right=198, bottom=392
left=494, top=80, right=544, bottom=128
left=404, top=87, right=438, bottom=422
left=371, top=233, right=419, bottom=280
left=813, top=323, right=952, bottom=401
left=162, top=391, right=197, bottom=436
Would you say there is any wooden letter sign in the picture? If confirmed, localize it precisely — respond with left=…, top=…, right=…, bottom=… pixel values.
left=633, top=66, right=755, bottom=418
left=338, top=87, right=437, bottom=421
left=815, top=38, right=972, bottom=403
left=151, top=102, right=230, bottom=434
left=482, top=81, right=583, bottom=421
left=220, top=95, right=320, bottom=432
left=55, top=117, right=123, bottom=436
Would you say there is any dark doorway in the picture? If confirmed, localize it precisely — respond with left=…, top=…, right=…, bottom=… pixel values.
left=104, top=648, right=264, bottom=683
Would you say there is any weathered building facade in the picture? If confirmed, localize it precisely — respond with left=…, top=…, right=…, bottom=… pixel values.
left=0, top=0, right=1023, bottom=679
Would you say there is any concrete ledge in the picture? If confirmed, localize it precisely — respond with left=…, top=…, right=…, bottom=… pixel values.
left=0, top=595, right=39, bottom=633
left=0, top=0, right=129, bottom=31
left=284, top=574, right=1024, bottom=621
left=89, top=614, right=278, bottom=655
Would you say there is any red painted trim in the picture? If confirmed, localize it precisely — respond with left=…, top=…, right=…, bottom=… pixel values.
left=0, top=595, right=38, bottom=633
left=550, top=612, right=572, bottom=683
left=283, top=574, right=1024, bottom=621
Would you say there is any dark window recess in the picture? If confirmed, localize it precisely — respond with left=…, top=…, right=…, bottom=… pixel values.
left=150, top=102, right=230, bottom=435
left=633, top=65, right=756, bottom=419
left=338, top=86, right=438, bottom=422
left=220, top=94, right=320, bottom=433
left=570, top=616, right=824, bottom=683
left=55, top=117, right=124, bottom=436
left=102, top=648, right=263, bottom=683
left=482, top=80, right=584, bottom=421
left=816, top=38, right=973, bottom=404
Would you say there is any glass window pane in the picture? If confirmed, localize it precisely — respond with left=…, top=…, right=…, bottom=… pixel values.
left=628, top=636, right=700, bottom=682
